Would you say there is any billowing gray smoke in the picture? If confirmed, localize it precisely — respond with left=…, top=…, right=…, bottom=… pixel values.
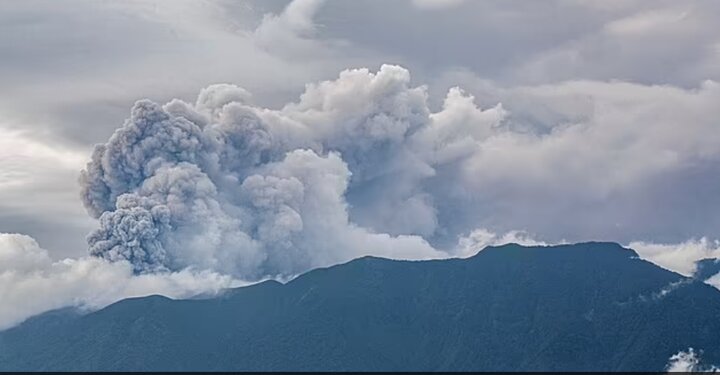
left=80, top=65, right=491, bottom=279
left=74, top=63, right=720, bottom=281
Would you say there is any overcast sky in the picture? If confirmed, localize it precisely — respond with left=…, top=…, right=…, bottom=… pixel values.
left=1, top=0, right=719, bottom=257
left=2, top=0, right=720, bottom=330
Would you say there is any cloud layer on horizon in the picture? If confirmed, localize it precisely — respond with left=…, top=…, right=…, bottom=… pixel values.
left=0, top=233, right=242, bottom=330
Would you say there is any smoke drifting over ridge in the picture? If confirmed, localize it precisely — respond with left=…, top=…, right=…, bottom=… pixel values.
left=80, top=65, right=495, bottom=279
left=3, top=59, right=719, bottom=327
left=79, top=63, right=720, bottom=282
left=3, top=0, right=720, bottom=337
left=0, top=233, right=239, bottom=330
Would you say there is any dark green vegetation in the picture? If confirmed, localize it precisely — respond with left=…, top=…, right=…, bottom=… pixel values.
left=695, top=258, right=720, bottom=282
left=2, top=242, right=720, bottom=371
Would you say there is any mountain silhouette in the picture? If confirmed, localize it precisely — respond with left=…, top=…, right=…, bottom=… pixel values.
left=2, top=242, right=719, bottom=371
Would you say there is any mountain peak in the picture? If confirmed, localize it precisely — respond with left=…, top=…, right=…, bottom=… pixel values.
left=475, top=241, right=638, bottom=259
left=0, top=242, right=716, bottom=372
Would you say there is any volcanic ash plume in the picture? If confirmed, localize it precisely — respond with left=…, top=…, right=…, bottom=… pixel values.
left=79, top=65, right=501, bottom=280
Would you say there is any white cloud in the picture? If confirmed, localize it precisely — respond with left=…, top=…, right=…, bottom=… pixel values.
left=0, top=233, right=243, bottom=330
left=0, top=124, right=94, bottom=258
left=605, top=7, right=691, bottom=36
left=434, top=77, right=720, bottom=244
left=630, top=238, right=720, bottom=277
left=254, top=0, right=329, bottom=57
left=412, top=0, right=466, bottom=10
left=666, top=348, right=719, bottom=373
left=463, top=79, right=720, bottom=196
left=455, top=228, right=548, bottom=258
left=706, top=273, right=720, bottom=292
left=514, top=2, right=720, bottom=86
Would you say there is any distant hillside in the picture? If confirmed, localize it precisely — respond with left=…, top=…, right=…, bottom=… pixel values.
left=695, top=258, right=720, bottom=282
left=2, top=242, right=720, bottom=371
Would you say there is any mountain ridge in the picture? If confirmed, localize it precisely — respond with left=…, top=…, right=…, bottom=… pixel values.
left=1, top=242, right=718, bottom=371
